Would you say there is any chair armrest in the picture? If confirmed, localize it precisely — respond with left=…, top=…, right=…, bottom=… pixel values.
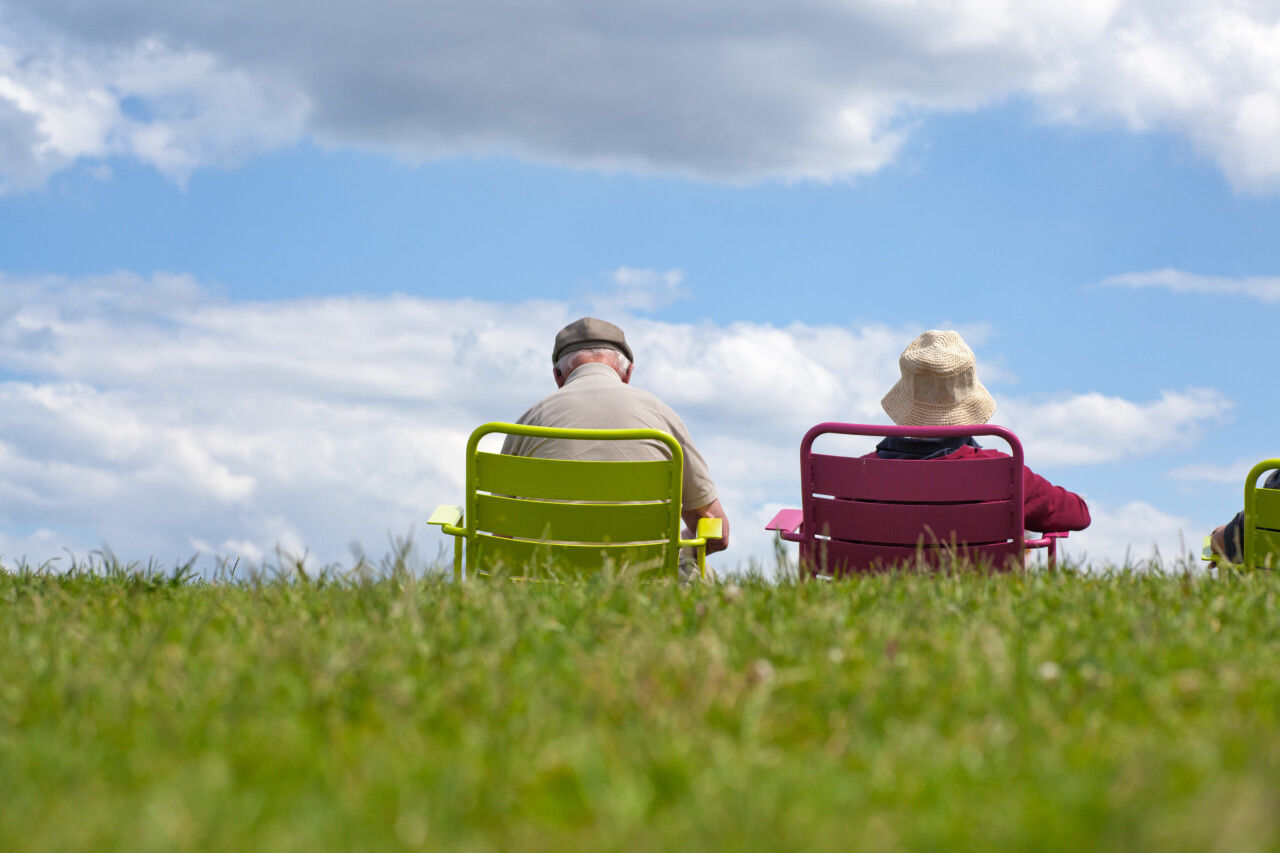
left=427, top=505, right=464, bottom=534
left=1201, top=534, right=1239, bottom=569
left=1025, top=531, right=1069, bottom=549
left=766, top=508, right=804, bottom=542
left=678, top=516, right=724, bottom=549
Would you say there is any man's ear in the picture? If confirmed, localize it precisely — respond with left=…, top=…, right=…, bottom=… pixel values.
left=553, top=367, right=566, bottom=388
left=621, top=364, right=633, bottom=384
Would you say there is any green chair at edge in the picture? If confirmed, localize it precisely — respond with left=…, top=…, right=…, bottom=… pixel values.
left=428, top=423, right=723, bottom=581
left=1202, top=458, right=1280, bottom=570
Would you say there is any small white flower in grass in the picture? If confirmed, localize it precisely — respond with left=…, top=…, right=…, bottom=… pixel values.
left=1038, top=661, right=1061, bottom=681
left=748, top=658, right=775, bottom=685
left=394, top=812, right=429, bottom=847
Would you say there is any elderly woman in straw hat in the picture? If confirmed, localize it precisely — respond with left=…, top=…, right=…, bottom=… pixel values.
left=872, top=330, right=1090, bottom=535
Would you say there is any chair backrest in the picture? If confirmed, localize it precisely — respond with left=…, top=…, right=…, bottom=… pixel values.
left=797, top=422, right=1025, bottom=575
left=463, top=422, right=685, bottom=579
left=1243, top=459, right=1280, bottom=569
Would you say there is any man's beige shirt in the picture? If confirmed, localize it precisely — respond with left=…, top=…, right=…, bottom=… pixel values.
left=501, top=363, right=718, bottom=511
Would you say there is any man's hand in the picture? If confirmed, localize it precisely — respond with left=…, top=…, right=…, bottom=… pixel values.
left=683, top=499, right=729, bottom=555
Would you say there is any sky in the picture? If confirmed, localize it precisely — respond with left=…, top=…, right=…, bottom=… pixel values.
left=1, top=0, right=1279, bottom=572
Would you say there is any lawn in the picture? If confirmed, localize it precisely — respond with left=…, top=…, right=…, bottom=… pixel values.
left=2, top=559, right=1278, bottom=850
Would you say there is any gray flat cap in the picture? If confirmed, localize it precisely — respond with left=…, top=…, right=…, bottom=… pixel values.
left=552, top=317, right=634, bottom=364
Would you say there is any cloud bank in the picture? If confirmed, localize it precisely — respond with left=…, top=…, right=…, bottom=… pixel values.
left=1000, top=388, right=1229, bottom=467
left=1065, top=500, right=1201, bottom=570
left=2, top=1, right=1280, bottom=189
left=0, top=271, right=1223, bottom=569
left=1103, top=268, right=1280, bottom=303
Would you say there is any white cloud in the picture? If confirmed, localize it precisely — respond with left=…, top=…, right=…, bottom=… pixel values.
left=1168, top=460, right=1254, bottom=484
left=999, top=388, right=1230, bottom=467
left=1168, top=458, right=1280, bottom=490
left=2, top=2, right=1280, bottom=189
left=1031, top=1, right=1280, bottom=192
left=585, top=267, right=687, bottom=316
left=1101, top=268, right=1280, bottom=303
left=0, top=13, right=307, bottom=190
left=0, top=272, right=1233, bottom=570
left=0, top=526, right=85, bottom=568
left=1060, top=500, right=1202, bottom=569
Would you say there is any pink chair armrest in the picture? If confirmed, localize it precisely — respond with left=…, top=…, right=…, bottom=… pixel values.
left=1025, top=531, right=1067, bottom=569
left=766, top=508, right=805, bottom=542
left=1025, top=531, right=1069, bottom=549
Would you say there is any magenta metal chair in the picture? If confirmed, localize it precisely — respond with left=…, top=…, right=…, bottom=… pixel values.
left=766, top=423, right=1067, bottom=576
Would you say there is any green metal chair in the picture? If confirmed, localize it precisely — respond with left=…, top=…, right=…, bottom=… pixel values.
left=1202, top=458, right=1280, bottom=570
left=428, top=422, right=723, bottom=581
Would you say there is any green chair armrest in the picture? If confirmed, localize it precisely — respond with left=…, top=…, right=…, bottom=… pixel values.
left=696, top=516, right=723, bottom=541
left=1201, top=534, right=1239, bottom=570
left=674, top=516, right=724, bottom=582
left=679, top=516, right=724, bottom=549
left=428, top=505, right=464, bottom=534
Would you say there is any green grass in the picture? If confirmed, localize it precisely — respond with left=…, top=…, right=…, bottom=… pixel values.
left=2, top=558, right=1279, bottom=850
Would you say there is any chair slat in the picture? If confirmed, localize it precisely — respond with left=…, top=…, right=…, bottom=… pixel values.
left=475, top=453, right=674, bottom=501
left=809, top=497, right=1017, bottom=546
left=808, top=454, right=1016, bottom=502
left=1252, top=487, right=1280, bottom=529
left=474, top=493, right=673, bottom=543
left=470, top=534, right=671, bottom=579
left=1249, top=528, right=1280, bottom=569
left=802, top=539, right=1021, bottom=576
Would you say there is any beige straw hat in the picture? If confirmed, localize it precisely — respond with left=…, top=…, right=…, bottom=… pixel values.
left=881, top=330, right=996, bottom=426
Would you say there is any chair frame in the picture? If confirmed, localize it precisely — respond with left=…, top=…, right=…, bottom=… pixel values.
left=1202, top=458, right=1280, bottom=570
left=766, top=422, right=1065, bottom=576
left=429, top=422, right=722, bottom=581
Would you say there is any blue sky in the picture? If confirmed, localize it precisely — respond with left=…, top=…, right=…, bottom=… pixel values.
left=1, top=1, right=1279, bottom=569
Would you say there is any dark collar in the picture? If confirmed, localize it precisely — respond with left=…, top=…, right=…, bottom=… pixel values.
left=875, top=434, right=980, bottom=460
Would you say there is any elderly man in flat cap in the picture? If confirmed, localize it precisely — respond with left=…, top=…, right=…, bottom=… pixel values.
left=502, top=317, right=730, bottom=560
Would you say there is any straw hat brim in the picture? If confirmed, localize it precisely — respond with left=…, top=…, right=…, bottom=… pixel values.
left=880, top=377, right=996, bottom=426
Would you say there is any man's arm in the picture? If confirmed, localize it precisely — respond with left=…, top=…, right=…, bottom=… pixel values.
left=1211, top=524, right=1230, bottom=559
left=682, top=499, right=729, bottom=555
left=1210, top=472, right=1278, bottom=561
left=1213, top=512, right=1246, bottom=562
left=1022, top=466, right=1091, bottom=533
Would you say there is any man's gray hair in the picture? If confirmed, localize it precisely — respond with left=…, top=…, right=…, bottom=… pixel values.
left=555, top=346, right=631, bottom=377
